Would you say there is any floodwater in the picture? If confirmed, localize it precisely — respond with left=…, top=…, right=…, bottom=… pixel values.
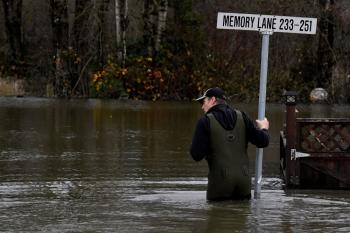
left=0, top=97, right=349, bottom=232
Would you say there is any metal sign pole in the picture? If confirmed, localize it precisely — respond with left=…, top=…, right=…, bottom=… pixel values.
left=254, top=31, right=272, bottom=199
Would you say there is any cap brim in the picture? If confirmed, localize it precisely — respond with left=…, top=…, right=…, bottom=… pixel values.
left=195, top=96, right=206, bottom=102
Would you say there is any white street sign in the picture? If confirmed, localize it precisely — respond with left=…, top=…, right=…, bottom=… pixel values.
left=217, top=12, right=317, bottom=34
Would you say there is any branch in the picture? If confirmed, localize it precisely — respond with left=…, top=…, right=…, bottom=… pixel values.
left=72, top=55, right=93, bottom=95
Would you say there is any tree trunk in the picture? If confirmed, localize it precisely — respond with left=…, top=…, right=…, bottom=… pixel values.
left=154, top=0, right=168, bottom=53
left=121, top=0, right=128, bottom=67
left=2, top=0, right=23, bottom=63
left=50, top=0, right=69, bottom=97
left=114, top=0, right=128, bottom=66
left=115, top=0, right=122, bottom=62
left=317, top=0, right=335, bottom=89
left=143, top=0, right=154, bottom=56
left=97, top=0, right=111, bottom=66
left=73, top=0, right=94, bottom=96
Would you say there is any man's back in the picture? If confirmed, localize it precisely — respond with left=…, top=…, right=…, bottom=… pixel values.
left=206, top=111, right=251, bottom=200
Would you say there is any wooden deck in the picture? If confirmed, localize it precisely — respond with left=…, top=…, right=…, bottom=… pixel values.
left=280, top=101, right=350, bottom=189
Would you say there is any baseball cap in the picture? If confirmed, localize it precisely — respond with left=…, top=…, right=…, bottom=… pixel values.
left=195, top=87, right=226, bottom=102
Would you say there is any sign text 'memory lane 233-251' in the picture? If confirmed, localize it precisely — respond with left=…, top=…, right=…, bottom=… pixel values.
left=217, top=13, right=317, bottom=35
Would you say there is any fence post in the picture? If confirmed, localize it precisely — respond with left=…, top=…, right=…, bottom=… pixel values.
left=283, top=91, right=298, bottom=186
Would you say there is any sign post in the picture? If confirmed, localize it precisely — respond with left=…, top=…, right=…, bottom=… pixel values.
left=254, top=31, right=271, bottom=198
left=217, top=12, right=317, bottom=199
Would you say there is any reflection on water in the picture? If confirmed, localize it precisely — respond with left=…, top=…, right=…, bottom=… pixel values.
left=0, top=97, right=349, bottom=232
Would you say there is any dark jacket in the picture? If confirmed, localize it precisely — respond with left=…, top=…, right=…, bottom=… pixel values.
left=190, top=103, right=269, bottom=161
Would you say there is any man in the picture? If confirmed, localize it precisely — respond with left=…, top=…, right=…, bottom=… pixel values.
left=190, top=87, right=269, bottom=201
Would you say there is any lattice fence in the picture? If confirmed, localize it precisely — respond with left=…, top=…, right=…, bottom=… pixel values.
left=297, top=119, right=350, bottom=153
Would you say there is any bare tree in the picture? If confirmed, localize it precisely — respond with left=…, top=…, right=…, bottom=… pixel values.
left=113, top=0, right=128, bottom=66
left=115, top=0, right=122, bottom=61
left=121, top=0, right=128, bottom=66
left=50, top=0, right=69, bottom=97
left=143, top=0, right=154, bottom=56
left=317, top=0, right=335, bottom=89
left=329, top=0, right=350, bottom=102
left=142, top=0, right=168, bottom=57
left=97, top=0, right=111, bottom=66
left=72, top=0, right=99, bottom=96
left=2, top=0, right=23, bottom=63
left=154, top=0, right=167, bottom=52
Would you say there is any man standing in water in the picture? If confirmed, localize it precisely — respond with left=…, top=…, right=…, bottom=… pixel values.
left=190, top=87, right=269, bottom=201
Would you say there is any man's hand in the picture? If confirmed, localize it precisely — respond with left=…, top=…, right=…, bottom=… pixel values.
left=256, top=117, right=269, bottom=130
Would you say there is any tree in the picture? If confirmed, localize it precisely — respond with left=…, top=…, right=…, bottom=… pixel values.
left=154, top=0, right=168, bottom=53
left=142, top=0, right=168, bottom=57
left=119, top=0, right=128, bottom=66
left=50, top=0, right=69, bottom=97
left=143, top=0, right=154, bottom=57
left=317, top=0, right=335, bottom=88
left=2, top=0, right=23, bottom=64
left=115, top=0, right=122, bottom=61
left=97, top=0, right=111, bottom=66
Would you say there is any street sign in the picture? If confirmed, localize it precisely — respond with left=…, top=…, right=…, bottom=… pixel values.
left=216, top=12, right=317, bottom=199
left=217, top=12, right=317, bottom=34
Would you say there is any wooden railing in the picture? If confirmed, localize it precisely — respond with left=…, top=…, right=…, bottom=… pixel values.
left=280, top=97, right=350, bottom=189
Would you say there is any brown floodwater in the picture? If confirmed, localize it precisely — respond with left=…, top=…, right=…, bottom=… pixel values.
left=0, top=97, right=349, bottom=232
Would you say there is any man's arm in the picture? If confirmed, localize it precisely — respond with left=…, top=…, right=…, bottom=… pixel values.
left=242, top=112, right=270, bottom=148
left=190, top=117, right=211, bottom=161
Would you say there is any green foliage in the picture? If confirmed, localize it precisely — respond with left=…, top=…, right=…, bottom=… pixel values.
left=90, top=60, right=127, bottom=98
left=124, top=56, right=165, bottom=100
left=122, top=52, right=204, bottom=101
